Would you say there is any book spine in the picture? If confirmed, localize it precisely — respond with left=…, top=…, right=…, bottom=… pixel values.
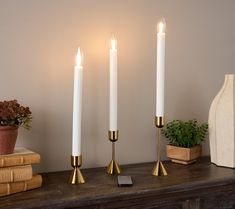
left=0, top=174, right=42, bottom=197
left=0, top=165, right=32, bottom=183
left=0, top=153, right=40, bottom=168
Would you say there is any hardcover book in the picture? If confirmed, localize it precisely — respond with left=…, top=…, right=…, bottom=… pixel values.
left=0, top=174, right=42, bottom=197
left=0, top=165, right=32, bottom=183
left=0, top=147, right=40, bottom=168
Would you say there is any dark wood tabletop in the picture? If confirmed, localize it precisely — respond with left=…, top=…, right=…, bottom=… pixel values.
left=1, top=157, right=235, bottom=209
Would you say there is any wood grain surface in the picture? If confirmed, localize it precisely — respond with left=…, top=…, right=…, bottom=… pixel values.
left=1, top=157, right=235, bottom=209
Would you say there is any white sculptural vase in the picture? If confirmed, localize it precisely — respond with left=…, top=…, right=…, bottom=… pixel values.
left=209, top=74, right=235, bottom=168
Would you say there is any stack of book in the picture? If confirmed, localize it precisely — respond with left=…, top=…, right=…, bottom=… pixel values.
left=0, top=147, right=42, bottom=197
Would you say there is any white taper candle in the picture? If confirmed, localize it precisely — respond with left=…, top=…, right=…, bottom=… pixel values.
left=72, top=48, right=83, bottom=156
left=109, top=36, right=118, bottom=131
left=156, top=21, right=166, bottom=117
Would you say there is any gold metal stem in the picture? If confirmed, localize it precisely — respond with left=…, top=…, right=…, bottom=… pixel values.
left=69, top=155, right=85, bottom=184
left=112, top=142, right=115, bottom=160
left=157, top=128, right=161, bottom=161
left=152, top=116, right=168, bottom=176
left=107, top=130, right=121, bottom=175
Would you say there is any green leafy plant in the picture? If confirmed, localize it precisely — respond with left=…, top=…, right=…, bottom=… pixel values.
left=162, top=119, right=208, bottom=148
left=0, top=100, right=32, bottom=129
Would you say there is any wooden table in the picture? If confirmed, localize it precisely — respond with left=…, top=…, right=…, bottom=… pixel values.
left=1, top=157, right=235, bottom=209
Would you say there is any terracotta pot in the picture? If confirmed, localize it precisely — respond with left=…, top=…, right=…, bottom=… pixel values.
left=0, top=126, right=18, bottom=155
left=166, top=144, right=202, bottom=165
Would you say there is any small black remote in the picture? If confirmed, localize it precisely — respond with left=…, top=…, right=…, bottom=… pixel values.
left=117, top=176, right=133, bottom=187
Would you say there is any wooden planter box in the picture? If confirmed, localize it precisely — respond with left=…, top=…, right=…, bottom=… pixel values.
left=166, top=144, right=202, bottom=165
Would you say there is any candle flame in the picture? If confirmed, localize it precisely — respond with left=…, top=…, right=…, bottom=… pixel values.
left=159, top=22, right=164, bottom=33
left=110, top=36, right=117, bottom=50
left=158, top=20, right=166, bottom=33
left=76, top=47, right=83, bottom=67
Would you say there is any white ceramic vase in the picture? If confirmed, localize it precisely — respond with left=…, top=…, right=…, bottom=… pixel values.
left=209, top=74, right=235, bottom=168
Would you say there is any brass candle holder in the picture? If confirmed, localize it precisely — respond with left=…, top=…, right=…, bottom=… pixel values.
left=152, top=116, right=168, bottom=176
left=69, top=155, right=85, bottom=184
left=107, top=130, right=121, bottom=174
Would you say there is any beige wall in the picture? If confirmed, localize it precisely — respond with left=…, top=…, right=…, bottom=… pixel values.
left=0, top=0, right=234, bottom=172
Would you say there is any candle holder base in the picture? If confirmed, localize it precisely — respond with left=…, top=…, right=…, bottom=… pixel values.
left=68, top=155, right=85, bottom=184
left=152, top=160, right=167, bottom=176
left=107, top=131, right=121, bottom=175
left=69, top=167, right=85, bottom=184
left=107, top=159, right=121, bottom=175
left=152, top=116, right=168, bottom=176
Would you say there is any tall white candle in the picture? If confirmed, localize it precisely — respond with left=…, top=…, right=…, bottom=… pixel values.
left=156, top=21, right=166, bottom=117
left=109, top=36, right=118, bottom=131
left=72, top=48, right=83, bottom=156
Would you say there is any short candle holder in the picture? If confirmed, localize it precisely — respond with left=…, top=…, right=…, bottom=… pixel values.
left=107, top=130, right=121, bottom=175
left=69, top=155, right=85, bottom=184
left=152, top=116, right=168, bottom=176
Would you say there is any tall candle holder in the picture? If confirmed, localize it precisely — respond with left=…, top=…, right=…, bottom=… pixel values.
left=107, top=130, right=121, bottom=174
left=69, top=155, right=85, bottom=184
left=152, top=116, right=168, bottom=176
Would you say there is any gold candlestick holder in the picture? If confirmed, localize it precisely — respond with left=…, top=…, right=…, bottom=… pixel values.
left=107, top=130, right=121, bottom=174
left=69, top=155, right=85, bottom=184
left=152, top=116, right=168, bottom=176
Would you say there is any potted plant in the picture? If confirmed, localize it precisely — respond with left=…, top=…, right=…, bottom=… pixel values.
left=162, top=119, right=208, bottom=165
left=0, top=100, right=32, bottom=155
